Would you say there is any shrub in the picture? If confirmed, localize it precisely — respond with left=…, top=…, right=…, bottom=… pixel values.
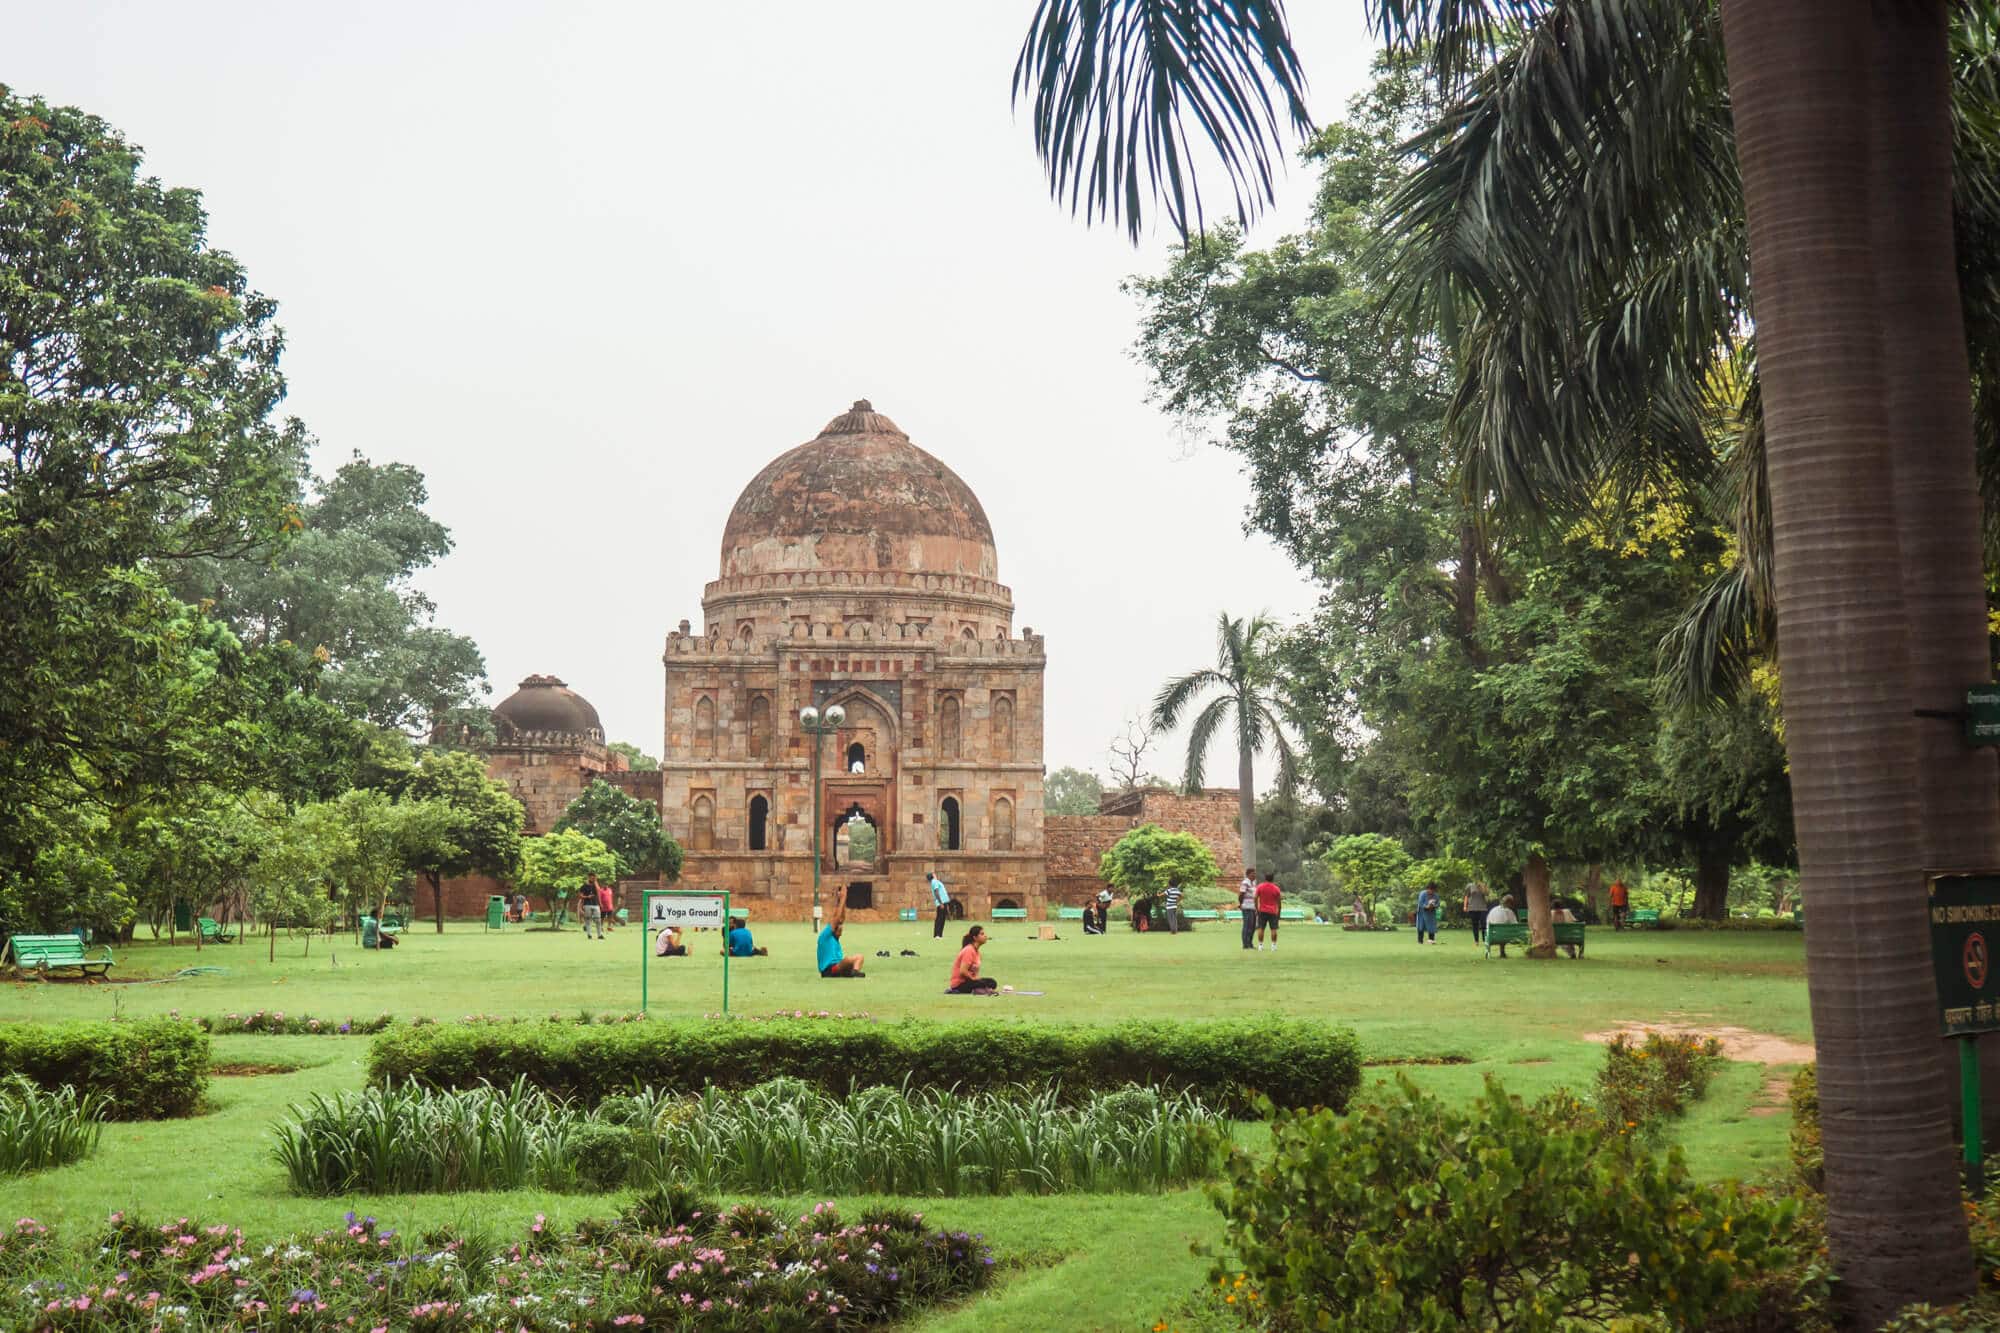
left=1789, top=1063, right=1823, bottom=1193
left=197, top=1011, right=393, bottom=1035
left=0, top=1077, right=104, bottom=1174
left=0, top=1018, right=207, bottom=1119
left=1209, top=1075, right=1809, bottom=1331
left=368, top=1016, right=1363, bottom=1116
left=1593, top=1031, right=1725, bottom=1136
left=0, top=1205, right=996, bottom=1329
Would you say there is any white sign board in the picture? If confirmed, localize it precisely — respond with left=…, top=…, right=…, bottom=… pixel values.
left=646, top=894, right=727, bottom=929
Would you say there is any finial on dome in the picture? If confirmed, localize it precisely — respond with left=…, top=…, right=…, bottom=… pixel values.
left=819, top=399, right=904, bottom=438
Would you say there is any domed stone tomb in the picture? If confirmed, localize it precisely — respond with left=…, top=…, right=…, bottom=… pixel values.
left=661, top=401, right=1047, bottom=921
left=492, top=673, right=605, bottom=742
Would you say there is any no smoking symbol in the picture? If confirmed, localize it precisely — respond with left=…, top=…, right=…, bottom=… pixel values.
left=1967, top=932, right=1990, bottom=990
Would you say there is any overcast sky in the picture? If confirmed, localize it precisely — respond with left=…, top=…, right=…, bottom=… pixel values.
left=19, top=2, right=1379, bottom=783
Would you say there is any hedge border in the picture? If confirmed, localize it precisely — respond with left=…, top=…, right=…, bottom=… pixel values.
left=0, top=1019, right=209, bottom=1119
left=366, top=1017, right=1361, bottom=1117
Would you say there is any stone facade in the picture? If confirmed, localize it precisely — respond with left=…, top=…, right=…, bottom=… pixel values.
left=1045, top=787, right=1245, bottom=907
left=659, top=402, right=1048, bottom=923
left=474, top=675, right=630, bottom=835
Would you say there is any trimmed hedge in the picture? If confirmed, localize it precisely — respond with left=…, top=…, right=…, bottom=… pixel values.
left=367, top=1017, right=1362, bottom=1116
left=0, top=1019, right=209, bottom=1119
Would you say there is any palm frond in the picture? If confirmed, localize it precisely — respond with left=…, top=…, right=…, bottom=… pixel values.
left=1657, top=562, right=1772, bottom=711
left=1153, top=667, right=1230, bottom=731
left=1366, top=0, right=1548, bottom=92
left=1182, top=693, right=1235, bottom=792
left=1013, top=0, right=1312, bottom=242
left=1254, top=700, right=1302, bottom=796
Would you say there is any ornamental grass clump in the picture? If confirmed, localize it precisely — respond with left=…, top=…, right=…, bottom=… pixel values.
left=0, top=1077, right=105, bottom=1175
left=1209, top=1075, right=1811, bottom=1331
left=0, top=1204, right=996, bottom=1330
left=273, top=1078, right=584, bottom=1195
left=610, top=1078, right=1224, bottom=1196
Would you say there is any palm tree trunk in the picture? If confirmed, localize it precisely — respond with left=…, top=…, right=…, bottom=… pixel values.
left=1237, top=746, right=1257, bottom=872
left=1719, top=0, right=1974, bottom=1316
left=1866, top=0, right=2000, bottom=1170
left=1522, top=853, right=1554, bottom=959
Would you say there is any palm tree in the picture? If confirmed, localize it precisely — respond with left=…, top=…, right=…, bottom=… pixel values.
left=1151, top=611, right=1298, bottom=872
left=1015, top=0, right=1989, bottom=1316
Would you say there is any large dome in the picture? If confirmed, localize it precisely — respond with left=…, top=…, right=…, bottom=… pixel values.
left=492, top=674, right=603, bottom=740
left=720, top=401, right=998, bottom=581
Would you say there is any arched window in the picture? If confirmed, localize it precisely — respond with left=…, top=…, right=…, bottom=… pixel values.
left=992, top=797, right=1014, bottom=851
left=939, top=796, right=961, bottom=851
left=846, top=741, right=866, bottom=773
left=940, top=695, right=961, bottom=759
left=748, top=694, right=771, bottom=758
left=748, top=795, right=769, bottom=851
left=694, top=696, right=716, bottom=754
left=691, top=795, right=714, bottom=851
left=737, top=622, right=754, bottom=644
left=994, top=897, right=1021, bottom=913
left=992, top=695, right=1013, bottom=758
left=961, top=625, right=977, bottom=640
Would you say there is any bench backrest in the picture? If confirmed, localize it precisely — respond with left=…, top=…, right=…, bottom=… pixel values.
left=1056, top=907, right=1084, bottom=919
left=10, top=935, right=88, bottom=962
left=1486, top=923, right=1531, bottom=943
left=1632, top=909, right=1660, bottom=922
left=1183, top=909, right=1219, bottom=920
left=1278, top=909, right=1306, bottom=920
left=1552, top=922, right=1586, bottom=942
left=991, top=908, right=1028, bottom=919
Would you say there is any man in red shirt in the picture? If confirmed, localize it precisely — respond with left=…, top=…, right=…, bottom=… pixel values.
left=1254, top=877, right=1283, bottom=951
left=1608, top=878, right=1630, bottom=930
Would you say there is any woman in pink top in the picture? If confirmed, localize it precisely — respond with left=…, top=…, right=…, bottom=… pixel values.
left=948, top=925, right=997, bottom=994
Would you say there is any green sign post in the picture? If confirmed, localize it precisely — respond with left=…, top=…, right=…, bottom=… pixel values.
left=1929, top=873, right=2000, bottom=1194
left=641, top=889, right=731, bottom=1015
left=1967, top=687, right=2000, bottom=746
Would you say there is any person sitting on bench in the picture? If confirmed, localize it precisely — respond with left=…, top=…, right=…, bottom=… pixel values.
left=948, top=925, right=998, bottom=993
left=1485, top=894, right=1521, bottom=957
left=724, top=916, right=767, bottom=957
left=817, top=891, right=864, bottom=978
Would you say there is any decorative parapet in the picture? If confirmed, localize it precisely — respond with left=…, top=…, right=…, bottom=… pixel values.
left=701, top=569, right=1014, bottom=601
left=662, top=626, right=1048, bottom=658
left=490, top=729, right=606, bottom=749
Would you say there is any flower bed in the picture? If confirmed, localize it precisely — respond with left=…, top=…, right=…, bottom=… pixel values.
left=0, top=1199, right=996, bottom=1330
left=194, top=1011, right=392, bottom=1036
left=368, top=1017, right=1364, bottom=1116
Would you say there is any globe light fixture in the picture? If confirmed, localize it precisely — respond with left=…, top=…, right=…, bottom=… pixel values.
left=826, top=703, right=846, bottom=727
left=799, top=704, right=819, bottom=728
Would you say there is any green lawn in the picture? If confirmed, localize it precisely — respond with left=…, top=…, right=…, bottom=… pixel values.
left=0, top=921, right=1811, bottom=1330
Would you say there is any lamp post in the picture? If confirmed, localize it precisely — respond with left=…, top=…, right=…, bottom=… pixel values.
left=798, top=702, right=846, bottom=930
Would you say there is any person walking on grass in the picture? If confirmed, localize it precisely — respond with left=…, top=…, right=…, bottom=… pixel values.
left=1464, top=881, right=1490, bottom=946
left=1238, top=871, right=1259, bottom=950
left=1608, top=877, right=1630, bottom=930
left=597, top=875, right=616, bottom=930
left=948, top=924, right=998, bottom=994
left=1415, top=882, right=1441, bottom=944
left=1162, top=880, right=1185, bottom=934
left=817, top=888, right=864, bottom=978
left=1254, top=875, right=1282, bottom=950
left=578, top=873, right=605, bottom=940
left=929, top=870, right=951, bottom=939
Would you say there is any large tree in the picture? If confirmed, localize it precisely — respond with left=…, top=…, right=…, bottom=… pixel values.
left=398, top=750, right=525, bottom=933
left=1045, top=766, right=1106, bottom=815
left=1151, top=611, right=1298, bottom=871
left=1017, top=2, right=1991, bottom=1309
left=554, top=779, right=683, bottom=883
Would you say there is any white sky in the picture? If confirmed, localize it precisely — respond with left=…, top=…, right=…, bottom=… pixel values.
left=17, top=2, right=1379, bottom=782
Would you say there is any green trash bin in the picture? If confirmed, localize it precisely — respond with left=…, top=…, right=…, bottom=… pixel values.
left=173, top=900, right=193, bottom=933
left=487, top=896, right=507, bottom=930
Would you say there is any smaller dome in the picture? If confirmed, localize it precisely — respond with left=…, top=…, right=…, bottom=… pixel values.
left=493, top=674, right=603, bottom=740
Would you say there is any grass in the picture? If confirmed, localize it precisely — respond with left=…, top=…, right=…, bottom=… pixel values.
left=0, top=921, right=1811, bottom=1329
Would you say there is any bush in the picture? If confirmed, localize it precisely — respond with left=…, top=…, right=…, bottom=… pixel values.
left=0, top=1018, right=207, bottom=1119
left=0, top=1077, right=104, bottom=1174
left=1209, top=1075, right=1809, bottom=1331
left=1789, top=1064, right=1823, bottom=1192
left=197, top=1010, right=393, bottom=1035
left=368, top=1016, right=1362, bottom=1116
left=1593, top=1031, right=1725, bottom=1136
left=0, top=1205, right=996, bottom=1330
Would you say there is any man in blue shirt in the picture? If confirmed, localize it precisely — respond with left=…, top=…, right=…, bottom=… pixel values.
left=817, top=890, right=864, bottom=977
left=725, top=916, right=766, bottom=958
left=929, top=870, right=951, bottom=939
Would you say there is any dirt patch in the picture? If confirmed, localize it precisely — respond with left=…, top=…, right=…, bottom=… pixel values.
left=1747, top=1074, right=1793, bottom=1117
left=1363, top=1055, right=1472, bottom=1067
left=211, top=1063, right=300, bottom=1077
left=1583, top=1022, right=1815, bottom=1067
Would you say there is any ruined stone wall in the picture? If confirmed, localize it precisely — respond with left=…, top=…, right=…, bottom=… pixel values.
left=484, top=740, right=626, bottom=835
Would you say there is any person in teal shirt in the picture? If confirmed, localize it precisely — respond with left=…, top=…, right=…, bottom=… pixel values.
left=817, top=890, right=864, bottom=978
left=725, top=917, right=766, bottom=957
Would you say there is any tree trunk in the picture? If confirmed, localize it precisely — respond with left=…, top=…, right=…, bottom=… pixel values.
left=1522, top=853, right=1555, bottom=959
left=1719, top=0, right=1975, bottom=1316
left=1692, top=840, right=1731, bottom=923
left=267, top=921, right=275, bottom=964
left=430, top=872, right=446, bottom=933
left=1237, top=746, right=1257, bottom=874
left=1582, top=863, right=1604, bottom=920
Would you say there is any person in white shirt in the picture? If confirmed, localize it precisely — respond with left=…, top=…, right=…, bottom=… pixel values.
left=1484, top=894, right=1521, bottom=958
left=1238, top=872, right=1259, bottom=950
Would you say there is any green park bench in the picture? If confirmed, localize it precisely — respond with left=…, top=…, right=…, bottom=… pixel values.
left=1484, top=922, right=1587, bottom=958
left=899, top=907, right=919, bottom=922
left=1057, top=906, right=1085, bottom=920
left=197, top=917, right=235, bottom=944
left=1183, top=908, right=1219, bottom=921
left=1631, top=908, right=1661, bottom=928
left=1279, top=908, right=1307, bottom=921
left=5, top=934, right=115, bottom=977
left=992, top=908, right=1029, bottom=921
